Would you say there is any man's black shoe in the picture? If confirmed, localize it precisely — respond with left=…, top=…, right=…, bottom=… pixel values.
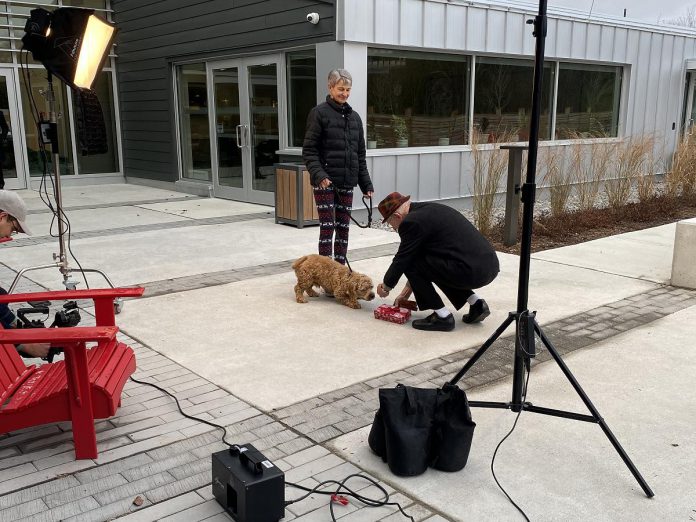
left=462, top=299, right=490, bottom=324
left=412, top=312, right=455, bottom=332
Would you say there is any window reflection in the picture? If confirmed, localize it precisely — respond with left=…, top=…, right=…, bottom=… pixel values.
left=473, top=57, right=553, bottom=143
left=73, top=71, right=119, bottom=174
left=287, top=50, right=316, bottom=148
left=19, top=68, right=74, bottom=176
left=556, top=63, right=622, bottom=138
left=367, top=49, right=469, bottom=148
left=177, top=63, right=211, bottom=181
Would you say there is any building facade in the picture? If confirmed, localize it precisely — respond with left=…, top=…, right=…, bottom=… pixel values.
left=112, top=0, right=337, bottom=205
left=5, top=1, right=695, bottom=206
left=0, top=0, right=121, bottom=190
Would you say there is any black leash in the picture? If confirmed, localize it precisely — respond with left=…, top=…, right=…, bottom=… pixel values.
left=350, top=194, right=373, bottom=229
left=330, top=185, right=373, bottom=229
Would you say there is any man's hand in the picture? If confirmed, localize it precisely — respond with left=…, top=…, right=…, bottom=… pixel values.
left=377, top=283, right=390, bottom=298
left=394, top=297, right=418, bottom=311
left=19, top=343, right=51, bottom=358
left=364, top=191, right=374, bottom=198
left=393, top=282, right=412, bottom=303
left=319, top=178, right=332, bottom=189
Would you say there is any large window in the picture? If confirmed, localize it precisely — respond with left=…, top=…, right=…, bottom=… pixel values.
left=555, top=63, right=622, bottom=138
left=177, top=63, right=211, bottom=181
left=367, top=49, right=470, bottom=148
left=19, top=68, right=74, bottom=176
left=366, top=48, right=623, bottom=148
left=72, top=71, right=119, bottom=174
left=286, top=49, right=316, bottom=148
left=473, top=57, right=553, bottom=143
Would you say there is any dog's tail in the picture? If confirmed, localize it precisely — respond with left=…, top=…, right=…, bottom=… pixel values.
left=292, top=255, right=309, bottom=271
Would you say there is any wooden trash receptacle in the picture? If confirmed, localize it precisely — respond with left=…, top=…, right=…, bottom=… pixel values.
left=275, top=163, right=319, bottom=228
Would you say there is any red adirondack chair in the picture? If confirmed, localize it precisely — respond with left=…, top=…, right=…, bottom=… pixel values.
left=0, top=288, right=144, bottom=459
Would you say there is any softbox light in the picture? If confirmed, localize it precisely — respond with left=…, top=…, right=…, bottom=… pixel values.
left=22, top=8, right=117, bottom=90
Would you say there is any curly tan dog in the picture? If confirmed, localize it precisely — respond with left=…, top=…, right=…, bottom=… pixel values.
left=292, top=254, right=375, bottom=309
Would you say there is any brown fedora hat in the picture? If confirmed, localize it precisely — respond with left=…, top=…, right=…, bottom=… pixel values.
left=378, top=192, right=411, bottom=223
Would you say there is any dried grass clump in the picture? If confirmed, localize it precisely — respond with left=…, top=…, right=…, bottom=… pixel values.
left=569, top=132, right=611, bottom=211
left=636, top=136, right=660, bottom=203
left=668, top=133, right=696, bottom=196
left=471, top=129, right=507, bottom=235
left=605, top=136, right=652, bottom=208
left=541, top=146, right=570, bottom=216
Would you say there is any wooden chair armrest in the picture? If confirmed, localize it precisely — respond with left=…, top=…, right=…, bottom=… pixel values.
left=0, top=326, right=118, bottom=344
left=0, top=288, right=144, bottom=304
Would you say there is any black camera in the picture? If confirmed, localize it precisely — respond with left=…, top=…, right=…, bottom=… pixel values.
left=16, top=300, right=81, bottom=362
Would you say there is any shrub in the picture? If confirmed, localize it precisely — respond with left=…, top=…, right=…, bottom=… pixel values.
left=470, top=129, right=506, bottom=235
left=669, top=132, right=696, bottom=196
left=569, top=132, right=610, bottom=211
left=605, top=136, right=651, bottom=208
left=541, top=147, right=571, bottom=217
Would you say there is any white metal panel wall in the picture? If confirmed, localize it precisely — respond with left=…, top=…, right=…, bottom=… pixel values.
left=337, top=0, right=696, bottom=202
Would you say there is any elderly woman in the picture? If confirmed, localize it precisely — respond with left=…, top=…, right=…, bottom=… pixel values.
left=302, top=69, right=374, bottom=266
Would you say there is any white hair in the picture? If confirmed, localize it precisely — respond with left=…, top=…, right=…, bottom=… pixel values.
left=327, top=69, right=352, bottom=87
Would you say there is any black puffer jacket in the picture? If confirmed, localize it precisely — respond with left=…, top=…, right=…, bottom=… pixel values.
left=302, top=96, right=373, bottom=193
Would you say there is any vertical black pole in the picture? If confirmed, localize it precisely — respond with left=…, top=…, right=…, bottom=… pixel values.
left=511, top=0, right=547, bottom=410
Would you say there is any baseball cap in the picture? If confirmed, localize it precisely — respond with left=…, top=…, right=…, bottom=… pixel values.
left=0, top=190, right=31, bottom=235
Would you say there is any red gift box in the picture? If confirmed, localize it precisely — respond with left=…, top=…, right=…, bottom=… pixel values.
left=374, top=304, right=411, bottom=324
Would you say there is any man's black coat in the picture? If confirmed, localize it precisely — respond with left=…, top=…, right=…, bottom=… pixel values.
left=384, top=202, right=500, bottom=291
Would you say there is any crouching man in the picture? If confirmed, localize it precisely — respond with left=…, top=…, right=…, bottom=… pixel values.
left=376, top=192, right=499, bottom=332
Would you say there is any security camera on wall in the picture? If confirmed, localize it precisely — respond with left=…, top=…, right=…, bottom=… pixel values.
left=306, top=12, right=320, bottom=24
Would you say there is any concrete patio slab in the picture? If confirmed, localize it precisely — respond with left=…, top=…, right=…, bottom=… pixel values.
left=328, top=304, right=696, bottom=521
left=138, top=199, right=273, bottom=219
left=18, top=185, right=196, bottom=211
left=533, top=223, right=676, bottom=284
left=26, top=206, right=190, bottom=235
left=117, top=252, right=657, bottom=410
left=0, top=220, right=397, bottom=289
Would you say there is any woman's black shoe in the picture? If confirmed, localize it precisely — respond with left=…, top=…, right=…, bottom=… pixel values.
left=462, top=299, right=490, bottom=323
left=412, top=312, right=455, bottom=332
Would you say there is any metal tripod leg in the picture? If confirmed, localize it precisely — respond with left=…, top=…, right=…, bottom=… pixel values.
left=448, top=313, right=516, bottom=387
left=534, top=322, right=654, bottom=497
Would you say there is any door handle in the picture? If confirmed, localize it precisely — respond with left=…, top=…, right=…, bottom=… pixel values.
left=236, top=124, right=243, bottom=148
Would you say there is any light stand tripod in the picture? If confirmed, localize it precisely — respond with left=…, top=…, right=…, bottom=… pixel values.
left=448, top=0, right=654, bottom=498
left=8, top=72, right=121, bottom=310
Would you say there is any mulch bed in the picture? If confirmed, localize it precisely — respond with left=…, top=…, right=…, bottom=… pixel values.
left=487, top=193, right=696, bottom=254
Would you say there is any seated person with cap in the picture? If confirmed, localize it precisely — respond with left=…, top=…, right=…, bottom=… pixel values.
left=0, top=190, right=51, bottom=358
left=376, top=192, right=499, bottom=332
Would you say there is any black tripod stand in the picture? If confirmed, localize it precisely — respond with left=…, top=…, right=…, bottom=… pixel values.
left=449, top=0, right=653, bottom=499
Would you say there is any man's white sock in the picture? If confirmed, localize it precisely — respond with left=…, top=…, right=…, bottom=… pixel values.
left=435, top=307, right=451, bottom=318
left=467, top=293, right=481, bottom=306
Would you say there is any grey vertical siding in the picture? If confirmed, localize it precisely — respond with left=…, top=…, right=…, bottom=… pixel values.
left=112, top=0, right=336, bottom=182
left=342, top=0, right=696, bottom=203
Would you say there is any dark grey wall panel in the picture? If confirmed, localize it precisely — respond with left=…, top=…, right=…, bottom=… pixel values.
left=112, top=0, right=335, bottom=183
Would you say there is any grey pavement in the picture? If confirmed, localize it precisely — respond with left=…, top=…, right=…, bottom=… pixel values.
left=0, top=183, right=694, bottom=521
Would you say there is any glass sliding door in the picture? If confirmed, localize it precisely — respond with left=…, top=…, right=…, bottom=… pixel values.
left=213, top=67, right=243, bottom=189
left=248, top=64, right=279, bottom=193
left=178, top=63, right=212, bottom=181
left=207, top=55, right=281, bottom=205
